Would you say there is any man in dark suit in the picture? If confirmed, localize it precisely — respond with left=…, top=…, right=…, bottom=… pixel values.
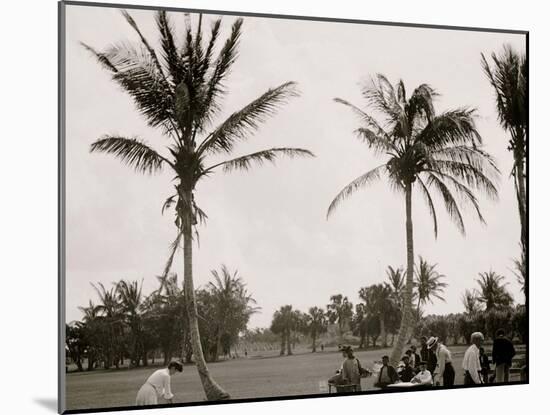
left=399, top=355, right=415, bottom=382
left=492, top=329, right=516, bottom=383
left=375, top=355, right=398, bottom=388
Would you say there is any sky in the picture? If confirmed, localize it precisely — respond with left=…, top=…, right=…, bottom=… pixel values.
left=64, top=4, right=526, bottom=329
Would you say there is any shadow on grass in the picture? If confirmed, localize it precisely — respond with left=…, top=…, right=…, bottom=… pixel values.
left=34, top=398, right=57, bottom=412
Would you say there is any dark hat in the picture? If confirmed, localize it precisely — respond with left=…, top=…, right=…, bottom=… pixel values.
left=168, top=360, right=184, bottom=372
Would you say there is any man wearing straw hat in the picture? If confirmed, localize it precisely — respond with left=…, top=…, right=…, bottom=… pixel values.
left=462, top=332, right=484, bottom=385
left=427, top=336, right=455, bottom=386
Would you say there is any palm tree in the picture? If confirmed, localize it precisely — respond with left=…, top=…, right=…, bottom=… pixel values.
left=359, top=284, right=395, bottom=347
left=91, top=282, right=123, bottom=369
left=482, top=46, right=527, bottom=251
left=270, top=305, right=297, bottom=355
left=305, top=307, right=328, bottom=352
left=83, top=11, right=314, bottom=400
left=326, top=294, right=353, bottom=342
left=386, top=265, right=405, bottom=308
left=207, top=265, right=259, bottom=360
left=511, top=249, right=526, bottom=299
left=414, top=256, right=448, bottom=315
left=116, top=279, right=144, bottom=366
left=461, top=289, right=482, bottom=315
left=329, top=74, right=499, bottom=363
left=476, top=271, right=514, bottom=311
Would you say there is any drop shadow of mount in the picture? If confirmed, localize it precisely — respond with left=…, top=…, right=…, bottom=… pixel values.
left=34, top=398, right=57, bottom=413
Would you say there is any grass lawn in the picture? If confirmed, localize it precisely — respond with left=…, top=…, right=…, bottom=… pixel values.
left=66, top=344, right=525, bottom=411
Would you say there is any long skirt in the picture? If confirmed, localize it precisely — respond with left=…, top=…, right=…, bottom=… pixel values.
left=136, top=383, right=158, bottom=406
left=442, top=362, right=455, bottom=386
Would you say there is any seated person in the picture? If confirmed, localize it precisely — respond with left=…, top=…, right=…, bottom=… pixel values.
left=375, top=355, right=399, bottom=388
left=411, top=361, right=433, bottom=386
left=399, top=355, right=415, bottom=382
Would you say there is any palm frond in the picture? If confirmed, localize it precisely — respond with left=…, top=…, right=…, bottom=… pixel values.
left=327, top=165, right=386, bottom=218
left=155, top=10, right=185, bottom=85
left=80, top=42, right=118, bottom=72
left=161, top=231, right=183, bottom=281
left=198, top=82, right=300, bottom=155
left=417, top=177, right=438, bottom=237
left=425, top=172, right=466, bottom=234
left=333, top=98, right=391, bottom=143
left=417, top=108, right=482, bottom=148
left=206, top=147, right=314, bottom=174
left=90, top=136, right=169, bottom=174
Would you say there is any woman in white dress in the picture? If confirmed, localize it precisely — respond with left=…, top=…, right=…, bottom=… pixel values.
left=136, top=361, right=183, bottom=406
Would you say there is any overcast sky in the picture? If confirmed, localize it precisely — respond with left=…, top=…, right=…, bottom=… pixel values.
left=64, top=4, right=526, bottom=328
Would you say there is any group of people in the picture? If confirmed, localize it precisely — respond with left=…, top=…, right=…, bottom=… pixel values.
left=333, top=328, right=517, bottom=392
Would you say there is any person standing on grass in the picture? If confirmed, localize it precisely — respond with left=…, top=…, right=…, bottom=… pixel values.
left=492, top=328, right=516, bottom=383
left=340, top=346, right=363, bottom=390
left=479, top=347, right=491, bottom=384
left=462, top=332, right=484, bottom=385
left=409, top=345, right=421, bottom=370
left=136, top=361, right=183, bottom=406
left=420, top=336, right=437, bottom=374
left=428, top=337, right=455, bottom=387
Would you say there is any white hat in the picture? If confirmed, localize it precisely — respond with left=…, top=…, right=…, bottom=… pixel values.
left=426, top=336, right=439, bottom=349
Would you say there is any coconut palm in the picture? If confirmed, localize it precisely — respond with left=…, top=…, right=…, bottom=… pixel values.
left=476, top=271, right=514, bottom=311
left=91, top=282, right=123, bottom=369
left=270, top=305, right=297, bottom=355
left=83, top=10, right=313, bottom=399
left=482, top=46, right=527, bottom=250
left=305, top=306, right=328, bottom=352
left=359, top=284, right=396, bottom=347
left=461, top=289, right=482, bottom=315
left=414, top=256, right=448, bottom=315
left=326, top=294, right=353, bottom=343
left=511, top=249, right=526, bottom=298
left=329, top=74, right=499, bottom=363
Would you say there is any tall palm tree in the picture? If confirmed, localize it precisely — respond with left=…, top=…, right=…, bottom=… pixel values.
left=326, top=294, right=353, bottom=343
left=83, top=11, right=313, bottom=400
left=329, top=74, right=499, bottom=363
left=414, top=256, right=448, bottom=315
left=305, top=306, right=328, bottom=352
left=482, top=46, right=527, bottom=251
left=461, top=289, right=482, bottom=315
left=270, top=305, right=297, bottom=355
left=476, top=271, right=514, bottom=311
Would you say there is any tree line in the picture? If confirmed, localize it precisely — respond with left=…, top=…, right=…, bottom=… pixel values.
left=266, top=260, right=525, bottom=355
left=65, top=265, right=257, bottom=372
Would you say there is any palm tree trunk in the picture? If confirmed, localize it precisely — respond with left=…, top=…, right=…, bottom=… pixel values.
left=312, top=332, right=317, bottom=352
left=286, top=329, right=292, bottom=355
left=515, top=158, right=527, bottom=251
left=182, top=191, right=230, bottom=401
left=380, top=317, right=387, bottom=347
left=390, top=182, right=414, bottom=365
left=280, top=333, right=286, bottom=356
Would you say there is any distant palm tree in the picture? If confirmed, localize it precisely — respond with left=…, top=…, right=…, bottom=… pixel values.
left=386, top=265, right=405, bottom=308
left=461, top=289, right=482, bottom=315
left=326, top=294, right=353, bottom=343
left=116, top=279, right=144, bottom=366
left=83, top=11, right=313, bottom=400
left=207, top=265, right=259, bottom=360
left=359, top=284, right=395, bottom=347
left=511, top=249, right=526, bottom=299
left=91, top=282, right=123, bottom=369
left=270, top=305, right=298, bottom=355
left=482, top=46, right=527, bottom=251
left=476, top=271, right=514, bottom=311
left=414, top=256, right=448, bottom=315
left=329, top=75, right=499, bottom=363
left=305, top=306, right=328, bottom=352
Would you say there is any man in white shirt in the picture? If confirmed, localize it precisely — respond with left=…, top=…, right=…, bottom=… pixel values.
left=462, top=332, right=484, bottom=385
left=411, top=361, right=433, bottom=386
left=428, top=337, right=455, bottom=386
